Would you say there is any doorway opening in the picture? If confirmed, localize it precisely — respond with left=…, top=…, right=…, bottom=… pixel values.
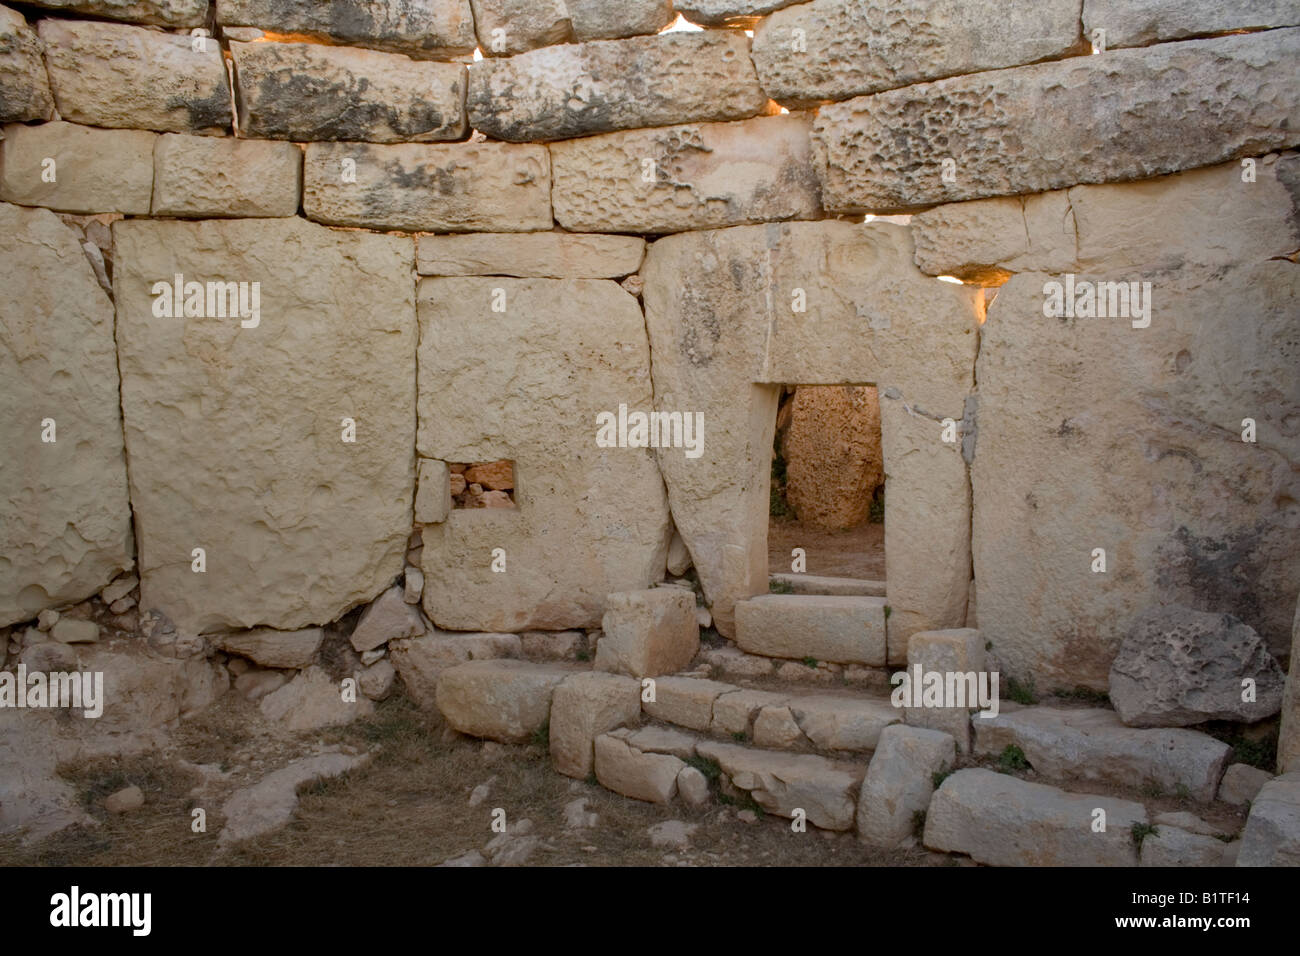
left=768, top=385, right=885, bottom=582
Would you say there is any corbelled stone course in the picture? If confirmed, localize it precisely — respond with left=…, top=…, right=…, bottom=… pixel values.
left=0, top=202, right=133, bottom=626
left=417, top=232, right=645, bottom=278
left=1, top=121, right=156, bottom=214
left=112, top=217, right=415, bottom=634
left=303, top=141, right=551, bottom=231
left=217, top=0, right=478, bottom=59
left=470, top=0, right=571, bottom=55
left=230, top=40, right=467, bottom=143
left=467, top=31, right=771, bottom=142
left=23, top=0, right=207, bottom=26
left=567, top=0, right=674, bottom=41
left=1083, top=0, right=1299, bottom=50
left=550, top=113, right=821, bottom=234
left=38, top=19, right=231, bottom=134
left=813, top=29, right=1300, bottom=212
left=152, top=134, right=302, bottom=219
left=0, top=5, right=54, bottom=123
left=675, top=0, right=802, bottom=28
left=752, top=0, right=1083, bottom=107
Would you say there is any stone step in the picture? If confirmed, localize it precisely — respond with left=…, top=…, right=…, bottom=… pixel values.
left=769, top=573, right=887, bottom=598
left=734, top=594, right=887, bottom=665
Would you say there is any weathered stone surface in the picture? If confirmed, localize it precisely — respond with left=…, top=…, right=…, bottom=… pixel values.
left=1110, top=606, right=1285, bottom=727
left=675, top=0, right=801, bottom=27
left=471, top=0, right=570, bottom=55
left=735, top=595, right=886, bottom=664
left=856, top=724, right=955, bottom=847
left=973, top=707, right=1231, bottom=802
left=781, top=385, right=881, bottom=531
left=624, top=725, right=699, bottom=759
left=1237, top=772, right=1300, bottom=866
left=0, top=203, right=133, bottom=626
left=24, top=0, right=207, bottom=26
left=215, top=626, right=323, bottom=668
left=104, top=785, right=144, bottom=814
left=644, top=676, right=736, bottom=731
left=219, top=751, right=369, bottom=846
left=912, top=157, right=1300, bottom=282
left=519, top=629, right=582, bottom=659
left=813, top=29, right=1300, bottom=212
left=0, top=6, right=53, bottom=123
left=903, top=628, right=985, bottom=751
left=435, top=659, right=576, bottom=742
left=1, top=121, right=155, bottom=214
left=259, top=666, right=374, bottom=731
left=358, top=658, right=396, bottom=700
left=594, top=732, right=684, bottom=803
left=418, top=278, right=670, bottom=630
left=217, top=0, right=478, bottom=58
left=594, top=588, right=699, bottom=679
left=767, top=574, right=886, bottom=597
left=1152, top=810, right=1229, bottom=838
left=152, top=134, right=301, bottom=218
left=303, top=141, right=551, bottom=232
left=350, top=586, right=425, bottom=652
left=789, top=693, right=901, bottom=751
left=389, top=630, right=520, bottom=708
left=1140, top=826, right=1236, bottom=867
left=697, top=739, right=862, bottom=830
left=101, top=575, right=137, bottom=605
left=753, top=0, right=1082, bottom=107
left=642, top=221, right=978, bottom=642
left=677, top=765, right=710, bottom=805
left=711, top=688, right=787, bottom=736
left=924, top=769, right=1146, bottom=866
left=417, top=232, right=645, bottom=278
left=551, top=113, right=820, bottom=233
left=467, top=31, right=770, bottom=142
left=113, top=217, right=414, bottom=634
left=550, top=672, right=642, bottom=778
left=568, top=0, right=673, bottom=40
left=50, top=618, right=97, bottom=644
left=39, top=19, right=230, bottom=134
left=753, top=705, right=802, bottom=749
left=1281, top=594, right=1300, bottom=774
left=230, top=40, right=465, bottom=143
left=1219, top=763, right=1273, bottom=807
left=1084, top=0, right=1299, bottom=50
left=974, top=259, right=1300, bottom=689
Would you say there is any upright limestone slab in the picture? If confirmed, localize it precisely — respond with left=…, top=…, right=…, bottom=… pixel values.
left=641, top=221, right=979, bottom=650
left=813, top=29, right=1300, bottom=212
left=113, top=218, right=416, bottom=634
left=217, top=0, right=478, bottom=59
left=38, top=19, right=231, bottom=134
left=467, top=31, right=771, bottom=142
left=0, top=202, right=133, bottom=626
left=0, top=5, right=53, bottom=123
left=417, top=277, right=671, bottom=631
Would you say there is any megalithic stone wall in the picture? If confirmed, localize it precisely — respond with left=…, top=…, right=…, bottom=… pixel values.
left=0, top=0, right=1296, bottom=697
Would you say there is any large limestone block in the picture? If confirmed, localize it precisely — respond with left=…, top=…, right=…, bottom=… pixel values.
left=230, top=40, right=466, bottom=143
left=696, top=739, right=863, bottom=830
left=643, top=676, right=737, bottom=731
left=675, top=0, right=801, bottom=28
left=973, top=261, right=1300, bottom=688
left=903, top=627, right=985, bottom=751
left=467, top=31, right=770, bottom=142
left=470, top=0, right=571, bottom=55
left=22, top=1, right=207, bottom=26
left=217, top=0, right=478, bottom=58
left=594, top=731, right=684, bottom=803
left=753, top=0, right=1083, bottom=107
left=1084, top=0, right=1299, bottom=50
left=1, top=121, right=155, bottom=214
left=1236, top=772, right=1300, bottom=866
left=813, top=29, right=1300, bottom=212
left=787, top=693, right=901, bottom=751
left=417, top=278, right=671, bottom=630
left=856, top=724, right=955, bottom=847
left=112, top=217, right=415, bottom=634
left=435, top=659, right=577, bottom=742
left=152, top=134, right=301, bottom=218
left=972, top=707, right=1231, bottom=802
left=594, top=588, right=700, bottom=679
left=550, top=672, right=642, bottom=778
left=417, top=232, right=644, bottom=278
left=1109, top=606, right=1285, bottom=727
left=0, top=203, right=133, bottom=626
left=924, top=768, right=1146, bottom=866
left=1281, top=595, right=1300, bottom=774
left=912, top=157, right=1300, bottom=282
left=642, top=221, right=979, bottom=638
left=567, top=0, right=673, bottom=40
left=38, top=19, right=231, bottom=134
left=389, top=630, right=520, bottom=708
left=781, top=385, right=881, bottom=531
left=303, top=141, right=551, bottom=232
left=550, top=113, right=821, bottom=233
left=0, top=6, right=53, bottom=123
left=735, top=594, right=886, bottom=665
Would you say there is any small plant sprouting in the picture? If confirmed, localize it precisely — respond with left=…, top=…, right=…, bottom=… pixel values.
left=801, top=656, right=818, bottom=669
left=1007, top=676, right=1037, bottom=705
left=912, top=809, right=927, bottom=837
left=883, top=605, right=892, bottom=620
left=769, top=578, right=795, bottom=594
left=1131, top=822, right=1159, bottom=849
left=998, top=744, right=1029, bottom=772
left=932, top=770, right=952, bottom=789
left=530, top=720, right=550, bottom=748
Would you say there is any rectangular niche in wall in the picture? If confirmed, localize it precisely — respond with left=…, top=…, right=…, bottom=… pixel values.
left=450, top=460, right=516, bottom=509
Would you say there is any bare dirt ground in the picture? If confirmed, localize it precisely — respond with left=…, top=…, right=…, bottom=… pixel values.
left=768, top=518, right=885, bottom=580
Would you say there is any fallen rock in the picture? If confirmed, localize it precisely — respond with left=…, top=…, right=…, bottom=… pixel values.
left=677, top=766, right=711, bottom=806
left=50, top=618, right=98, bottom=644
left=648, top=819, right=697, bottom=849
left=563, top=796, right=599, bottom=828
left=549, top=671, right=641, bottom=778
left=259, top=666, right=374, bottom=732
left=697, top=740, right=863, bottom=831
left=856, top=725, right=955, bottom=848
left=435, top=659, right=576, bottom=743
left=1219, top=763, right=1273, bottom=807
left=218, top=751, right=368, bottom=846
left=594, top=732, right=684, bottom=803
left=358, top=659, right=396, bottom=701
left=1109, top=605, right=1285, bottom=727
left=351, top=586, right=425, bottom=652
left=215, top=627, right=323, bottom=669
left=104, top=785, right=144, bottom=814
left=1236, top=772, right=1300, bottom=866
left=595, top=588, right=699, bottom=679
